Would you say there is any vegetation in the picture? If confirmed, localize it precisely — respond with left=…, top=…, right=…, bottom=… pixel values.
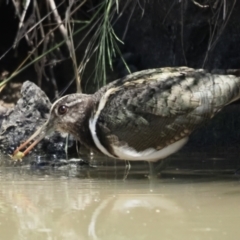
left=0, top=0, right=238, bottom=98
left=0, top=0, right=132, bottom=96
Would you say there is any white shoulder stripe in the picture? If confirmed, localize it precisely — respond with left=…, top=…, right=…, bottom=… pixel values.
left=89, top=88, right=120, bottom=158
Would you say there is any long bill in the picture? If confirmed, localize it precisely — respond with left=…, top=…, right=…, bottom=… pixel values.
left=12, top=120, right=54, bottom=159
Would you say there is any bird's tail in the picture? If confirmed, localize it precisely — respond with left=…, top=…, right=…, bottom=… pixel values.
left=207, top=69, right=240, bottom=108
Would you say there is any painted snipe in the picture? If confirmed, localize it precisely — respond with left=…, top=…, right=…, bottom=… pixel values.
left=12, top=67, right=240, bottom=161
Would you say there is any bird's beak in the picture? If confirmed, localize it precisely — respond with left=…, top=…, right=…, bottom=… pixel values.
left=12, top=119, right=54, bottom=160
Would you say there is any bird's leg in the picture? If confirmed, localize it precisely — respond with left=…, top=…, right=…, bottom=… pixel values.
left=123, top=160, right=131, bottom=180
left=155, top=158, right=171, bottom=172
left=64, top=134, right=69, bottom=160
left=148, top=158, right=172, bottom=178
left=148, top=162, right=156, bottom=179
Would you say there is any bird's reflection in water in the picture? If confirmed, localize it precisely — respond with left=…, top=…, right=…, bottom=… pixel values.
left=0, top=169, right=185, bottom=240
left=0, top=152, right=240, bottom=239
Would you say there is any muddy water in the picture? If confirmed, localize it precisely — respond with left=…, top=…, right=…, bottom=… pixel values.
left=0, top=155, right=240, bottom=240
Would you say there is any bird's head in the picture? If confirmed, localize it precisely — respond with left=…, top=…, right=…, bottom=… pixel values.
left=12, top=93, right=93, bottom=159
left=48, top=93, right=93, bottom=135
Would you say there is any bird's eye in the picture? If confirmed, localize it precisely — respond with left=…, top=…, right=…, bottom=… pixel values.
left=57, top=105, right=68, bottom=115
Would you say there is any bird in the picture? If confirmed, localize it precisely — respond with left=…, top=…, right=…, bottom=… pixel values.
left=12, top=66, right=240, bottom=162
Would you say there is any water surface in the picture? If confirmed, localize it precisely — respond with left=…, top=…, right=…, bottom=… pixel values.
left=0, top=154, right=240, bottom=240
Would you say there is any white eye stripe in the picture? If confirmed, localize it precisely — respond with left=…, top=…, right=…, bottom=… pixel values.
left=51, top=96, right=83, bottom=115
left=64, top=99, right=82, bottom=107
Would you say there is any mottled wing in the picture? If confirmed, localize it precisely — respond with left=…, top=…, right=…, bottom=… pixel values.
left=94, top=68, right=240, bottom=157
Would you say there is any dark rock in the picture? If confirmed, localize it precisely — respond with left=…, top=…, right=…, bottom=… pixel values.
left=0, top=105, right=11, bottom=128
left=0, top=81, right=75, bottom=159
